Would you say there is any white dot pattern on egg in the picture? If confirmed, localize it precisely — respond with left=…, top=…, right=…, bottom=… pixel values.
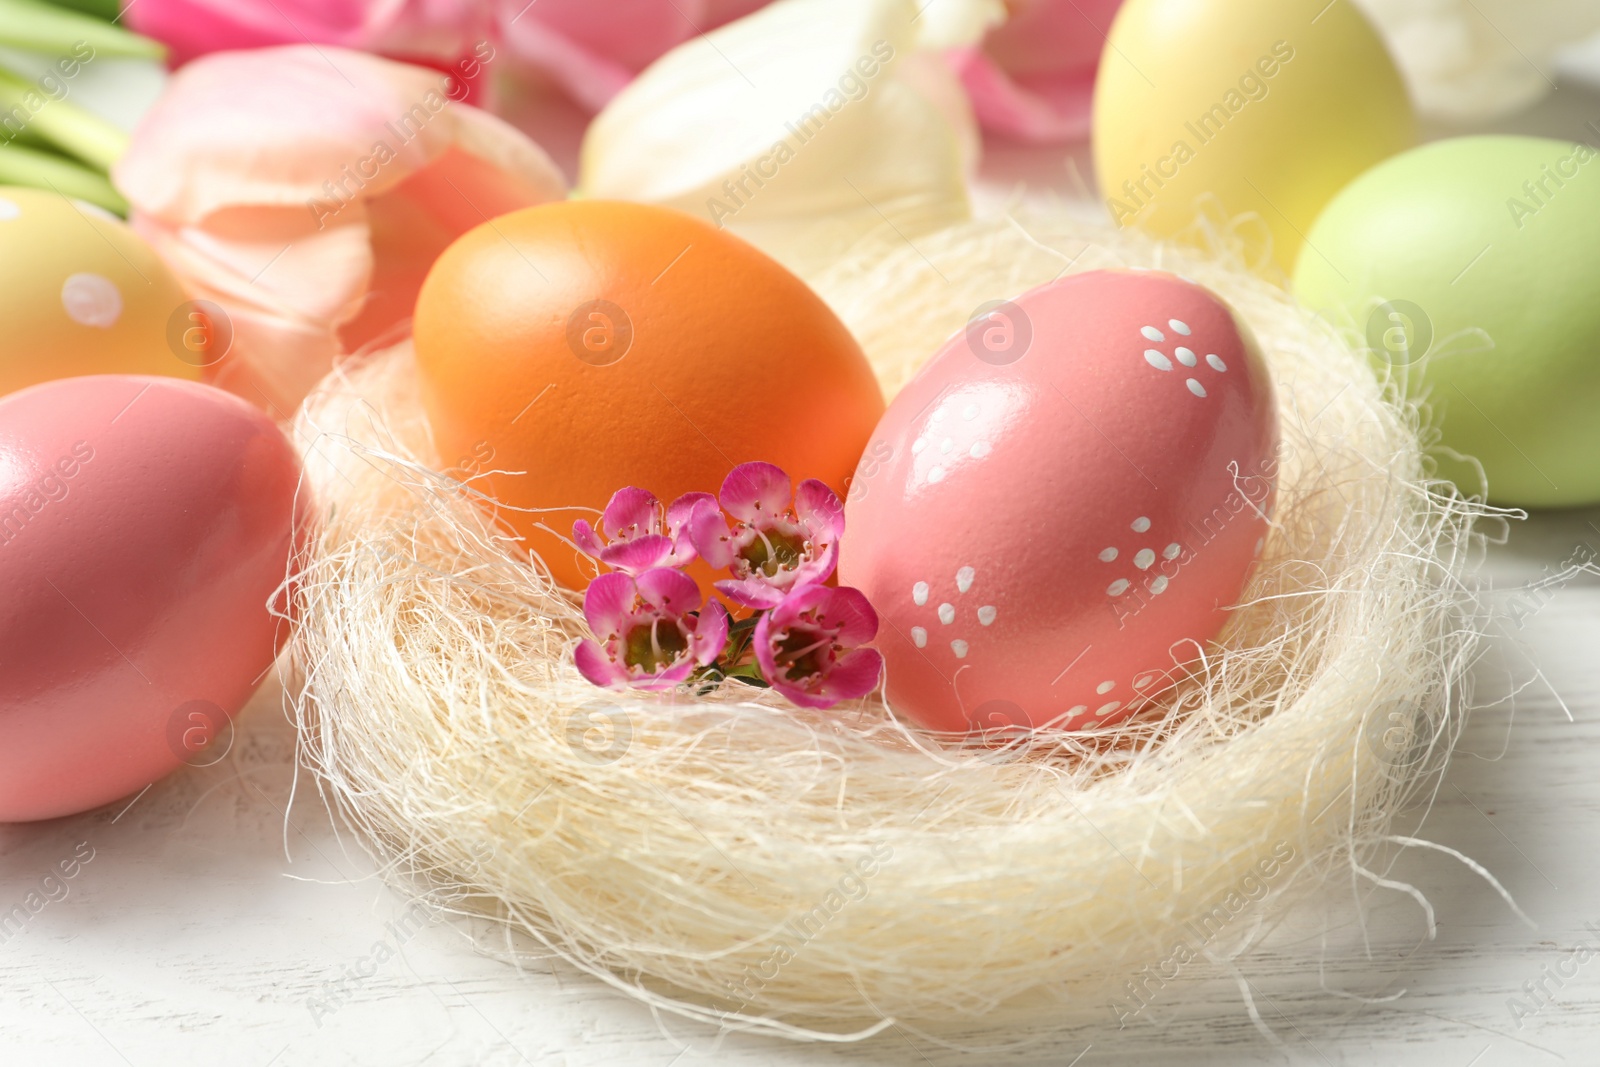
left=61, top=273, right=123, bottom=329
left=840, top=270, right=1278, bottom=734
left=1100, top=514, right=1188, bottom=603
left=904, top=384, right=1017, bottom=492
left=898, top=564, right=997, bottom=665
left=1139, top=316, right=1233, bottom=402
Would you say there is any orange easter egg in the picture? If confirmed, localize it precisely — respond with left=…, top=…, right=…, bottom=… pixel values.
left=413, top=200, right=885, bottom=589
left=0, top=187, right=201, bottom=397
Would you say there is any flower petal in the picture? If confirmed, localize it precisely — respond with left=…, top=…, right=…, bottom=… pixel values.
left=580, top=0, right=975, bottom=277
left=582, top=571, right=637, bottom=636
left=687, top=499, right=735, bottom=569
left=951, top=46, right=1096, bottom=142
left=794, top=478, right=844, bottom=538
left=817, top=585, right=879, bottom=646
left=817, top=647, right=884, bottom=704
left=575, top=638, right=628, bottom=688
left=787, top=546, right=839, bottom=590
left=690, top=599, right=731, bottom=665
left=629, top=658, right=698, bottom=691
left=572, top=519, right=605, bottom=557
left=666, top=490, right=717, bottom=535
left=714, top=577, right=786, bottom=610
left=752, top=608, right=784, bottom=690
left=599, top=534, right=675, bottom=574
left=114, top=45, right=566, bottom=413
left=601, top=486, right=662, bottom=540
left=766, top=672, right=838, bottom=710
left=719, top=461, right=792, bottom=523
left=768, top=581, right=829, bottom=624
left=634, top=566, right=703, bottom=616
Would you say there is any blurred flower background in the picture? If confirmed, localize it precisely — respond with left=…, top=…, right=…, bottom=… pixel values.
left=4, top=0, right=1598, bottom=410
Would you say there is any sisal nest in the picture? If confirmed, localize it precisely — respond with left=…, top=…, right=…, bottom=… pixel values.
left=286, top=209, right=1489, bottom=1040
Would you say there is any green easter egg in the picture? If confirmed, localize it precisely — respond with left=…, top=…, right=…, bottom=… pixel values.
left=1294, top=135, right=1600, bottom=507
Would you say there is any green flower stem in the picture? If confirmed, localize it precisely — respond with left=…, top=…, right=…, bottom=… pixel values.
left=0, top=140, right=126, bottom=213
left=36, top=0, right=122, bottom=22
left=0, top=66, right=128, bottom=171
left=0, top=0, right=165, bottom=59
left=0, top=119, right=48, bottom=148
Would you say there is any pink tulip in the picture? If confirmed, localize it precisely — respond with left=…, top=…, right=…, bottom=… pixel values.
left=125, top=0, right=490, bottom=68
left=952, top=0, right=1125, bottom=143
left=114, top=45, right=565, bottom=415
left=492, top=0, right=770, bottom=112
left=126, top=0, right=773, bottom=116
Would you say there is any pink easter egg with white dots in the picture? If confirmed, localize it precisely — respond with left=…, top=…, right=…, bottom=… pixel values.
left=838, top=270, right=1278, bottom=734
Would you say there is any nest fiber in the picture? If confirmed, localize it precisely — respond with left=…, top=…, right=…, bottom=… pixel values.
left=287, top=210, right=1483, bottom=1037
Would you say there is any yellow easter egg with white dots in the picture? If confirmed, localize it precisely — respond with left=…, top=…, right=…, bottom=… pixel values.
left=0, top=186, right=200, bottom=398
left=1092, top=0, right=1416, bottom=274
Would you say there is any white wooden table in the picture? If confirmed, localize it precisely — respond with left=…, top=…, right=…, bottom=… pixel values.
left=7, top=41, right=1600, bottom=1067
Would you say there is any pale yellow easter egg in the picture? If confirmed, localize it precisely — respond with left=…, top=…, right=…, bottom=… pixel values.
left=1092, top=0, right=1415, bottom=274
left=0, top=186, right=200, bottom=398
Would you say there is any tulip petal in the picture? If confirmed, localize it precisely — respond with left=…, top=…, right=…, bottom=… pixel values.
left=114, top=45, right=566, bottom=412
left=952, top=47, right=1095, bottom=142
left=580, top=0, right=975, bottom=277
left=1352, top=0, right=1600, bottom=121
left=126, top=0, right=489, bottom=66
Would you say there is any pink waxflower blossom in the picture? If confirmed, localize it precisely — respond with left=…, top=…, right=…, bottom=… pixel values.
left=754, top=585, right=883, bottom=709
left=687, top=462, right=844, bottom=610
left=574, top=568, right=729, bottom=692
left=950, top=0, right=1125, bottom=143
left=572, top=487, right=712, bottom=576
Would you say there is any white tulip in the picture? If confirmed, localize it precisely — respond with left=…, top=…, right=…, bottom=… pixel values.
left=1355, top=0, right=1600, bottom=120
left=579, top=0, right=985, bottom=279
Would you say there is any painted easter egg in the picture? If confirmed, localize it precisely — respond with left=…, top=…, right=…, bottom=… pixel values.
left=1093, top=0, right=1413, bottom=273
left=1295, top=136, right=1600, bottom=507
left=838, top=270, right=1278, bottom=734
left=414, top=200, right=884, bottom=589
left=0, top=376, right=304, bottom=822
left=0, top=187, right=201, bottom=398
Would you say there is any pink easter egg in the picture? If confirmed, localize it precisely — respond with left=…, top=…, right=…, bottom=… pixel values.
left=838, top=270, right=1278, bottom=734
left=0, top=376, right=304, bottom=821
